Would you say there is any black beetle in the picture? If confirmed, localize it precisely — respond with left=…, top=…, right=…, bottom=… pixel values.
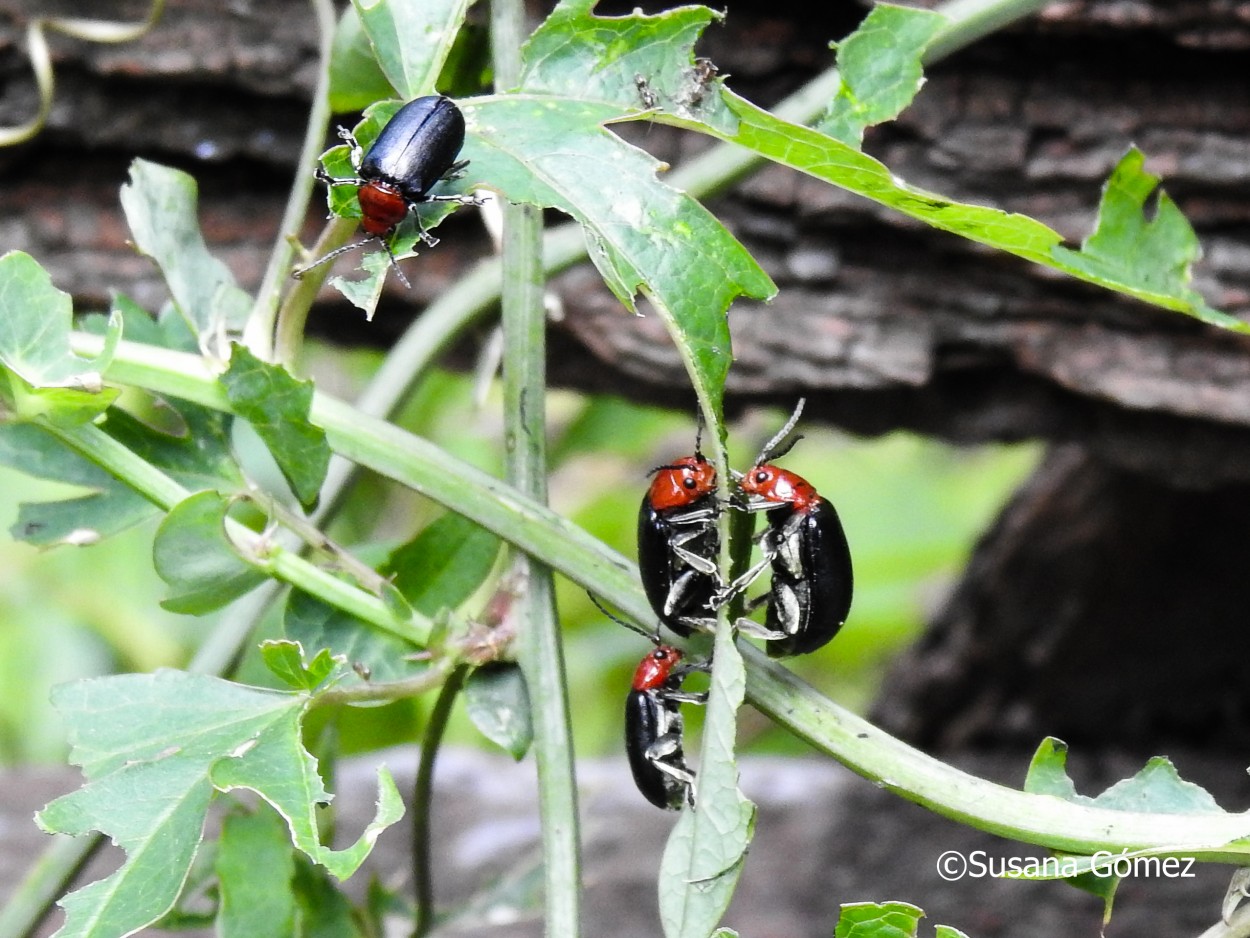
left=625, top=644, right=705, bottom=810
left=637, top=450, right=721, bottom=636
left=732, top=401, right=853, bottom=657
left=294, top=95, right=477, bottom=285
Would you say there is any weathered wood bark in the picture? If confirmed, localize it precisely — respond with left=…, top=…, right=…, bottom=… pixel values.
left=4, top=2, right=1250, bottom=480
left=872, top=444, right=1250, bottom=750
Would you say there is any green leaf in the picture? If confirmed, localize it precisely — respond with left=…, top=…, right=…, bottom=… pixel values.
left=464, top=663, right=533, bottom=760
left=217, top=807, right=298, bottom=938
left=659, top=624, right=755, bottom=938
left=101, top=400, right=243, bottom=494
left=834, top=901, right=971, bottom=938
left=0, top=423, right=157, bottom=545
left=220, top=343, right=331, bottom=510
left=819, top=4, right=946, bottom=147
left=352, top=0, right=471, bottom=100
left=37, top=671, right=403, bottom=938
left=261, top=639, right=345, bottom=691
left=513, top=1, right=1244, bottom=335
left=711, top=95, right=1243, bottom=331
left=328, top=5, right=398, bottom=112
left=153, top=490, right=266, bottom=614
left=328, top=268, right=388, bottom=316
left=1050, top=147, right=1233, bottom=325
left=458, top=94, right=774, bottom=415
left=212, top=722, right=404, bottom=881
left=119, top=160, right=252, bottom=338
left=0, top=251, right=121, bottom=420
left=155, top=842, right=219, bottom=930
left=2, top=373, right=121, bottom=428
left=511, top=2, right=778, bottom=414
left=285, top=588, right=424, bottom=684
left=1021, top=737, right=1227, bottom=922
left=1024, top=738, right=1224, bottom=814
left=1022, top=737, right=1084, bottom=802
left=383, top=512, right=501, bottom=614
left=520, top=0, right=733, bottom=129
left=292, top=858, right=368, bottom=938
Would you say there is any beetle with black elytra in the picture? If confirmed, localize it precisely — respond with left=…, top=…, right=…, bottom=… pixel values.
left=294, top=95, right=481, bottom=286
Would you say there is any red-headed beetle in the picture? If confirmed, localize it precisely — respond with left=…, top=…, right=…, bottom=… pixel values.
left=294, top=95, right=478, bottom=286
left=637, top=448, right=721, bottom=636
left=732, top=400, right=853, bottom=657
left=625, top=644, right=706, bottom=810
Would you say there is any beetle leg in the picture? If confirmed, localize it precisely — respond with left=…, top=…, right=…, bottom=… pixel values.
left=673, top=658, right=713, bottom=677
left=663, top=568, right=708, bottom=617
left=427, top=192, right=488, bottom=206
left=667, top=505, right=718, bottom=527
left=734, top=616, right=787, bottom=641
left=767, top=516, right=807, bottom=580
left=674, top=615, right=718, bottom=633
left=714, top=553, right=772, bottom=605
left=771, top=580, right=803, bottom=636
left=441, top=158, right=470, bottom=181
left=314, top=167, right=366, bottom=190
left=335, top=125, right=365, bottom=170
left=659, top=689, right=708, bottom=705
left=671, top=541, right=719, bottom=577
left=646, top=734, right=697, bottom=807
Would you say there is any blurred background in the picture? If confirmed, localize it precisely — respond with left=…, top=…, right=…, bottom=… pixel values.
left=0, top=354, right=1037, bottom=765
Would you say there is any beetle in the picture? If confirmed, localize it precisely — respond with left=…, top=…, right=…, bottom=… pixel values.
left=625, top=643, right=705, bottom=811
left=637, top=448, right=721, bottom=636
left=294, top=95, right=478, bottom=286
left=731, top=400, right=853, bottom=657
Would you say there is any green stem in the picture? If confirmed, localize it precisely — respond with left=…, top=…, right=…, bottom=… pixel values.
left=244, top=0, right=338, bottom=362
left=314, top=663, right=453, bottom=709
left=0, top=837, right=101, bottom=938
left=73, top=334, right=1250, bottom=860
left=492, top=0, right=583, bottom=933
left=743, top=644, right=1250, bottom=860
left=410, top=665, right=468, bottom=938
left=273, top=216, right=358, bottom=366
left=40, top=418, right=430, bottom=645
left=76, top=332, right=652, bottom=629
left=922, top=0, right=1054, bottom=62
left=662, top=0, right=1055, bottom=202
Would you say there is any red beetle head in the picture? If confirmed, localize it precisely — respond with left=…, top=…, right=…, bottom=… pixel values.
left=646, top=454, right=716, bottom=512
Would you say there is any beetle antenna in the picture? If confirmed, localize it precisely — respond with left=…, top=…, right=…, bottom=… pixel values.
left=764, top=432, right=804, bottom=463
left=377, top=238, right=412, bottom=289
left=694, top=411, right=705, bottom=460
left=755, top=398, right=806, bottom=465
left=292, top=240, right=367, bottom=279
left=292, top=236, right=411, bottom=288
left=647, top=461, right=698, bottom=476
left=588, top=592, right=659, bottom=644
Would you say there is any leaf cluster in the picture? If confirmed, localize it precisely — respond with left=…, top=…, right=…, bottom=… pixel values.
left=0, top=1, right=1247, bottom=937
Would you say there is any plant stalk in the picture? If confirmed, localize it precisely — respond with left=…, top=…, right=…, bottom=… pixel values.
left=70, top=333, right=1250, bottom=861
left=492, top=0, right=583, bottom=933
left=410, top=665, right=468, bottom=938
left=245, top=0, right=338, bottom=362
left=39, top=420, right=430, bottom=645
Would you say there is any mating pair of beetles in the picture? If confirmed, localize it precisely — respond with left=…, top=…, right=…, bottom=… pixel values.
left=626, top=402, right=854, bottom=809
